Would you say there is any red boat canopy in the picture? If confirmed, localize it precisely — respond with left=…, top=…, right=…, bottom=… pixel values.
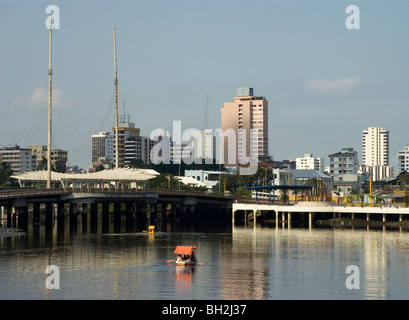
left=173, top=246, right=197, bottom=255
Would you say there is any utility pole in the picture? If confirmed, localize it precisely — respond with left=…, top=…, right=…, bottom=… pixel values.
left=47, top=13, right=53, bottom=189
left=113, top=27, right=119, bottom=169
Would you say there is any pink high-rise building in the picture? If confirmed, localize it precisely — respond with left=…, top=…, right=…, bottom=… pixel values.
left=221, top=87, right=268, bottom=166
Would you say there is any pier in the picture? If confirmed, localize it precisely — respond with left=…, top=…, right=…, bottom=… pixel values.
left=232, top=201, right=409, bottom=229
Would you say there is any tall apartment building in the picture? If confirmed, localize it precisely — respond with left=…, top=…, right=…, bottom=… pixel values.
left=296, top=154, right=324, bottom=172
left=112, top=120, right=140, bottom=168
left=362, top=126, right=389, bottom=166
left=221, top=87, right=268, bottom=166
left=124, top=136, right=156, bottom=165
left=0, top=145, right=36, bottom=174
left=328, top=148, right=358, bottom=176
left=91, top=131, right=114, bottom=163
left=361, top=126, right=392, bottom=181
left=398, top=144, right=409, bottom=173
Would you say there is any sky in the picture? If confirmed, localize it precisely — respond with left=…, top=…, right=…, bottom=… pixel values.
left=0, top=0, right=408, bottom=171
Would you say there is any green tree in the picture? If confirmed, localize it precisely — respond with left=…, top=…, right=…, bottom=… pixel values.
left=0, top=162, right=16, bottom=187
left=36, top=158, right=67, bottom=173
left=36, top=158, right=48, bottom=171
left=95, top=165, right=105, bottom=172
left=397, top=171, right=409, bottom=187
left=146, top=174, right=179, bottom=190
left=53, top=160, right=66, bottom=173
left=234, top=187, right=251, bottom=198
left=129, top=158, right=152, bottom=169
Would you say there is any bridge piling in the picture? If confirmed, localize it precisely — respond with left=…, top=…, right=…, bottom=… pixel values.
left=125, top=202, right=134, bottom=224
left=149, top=203, right=157, bottom=224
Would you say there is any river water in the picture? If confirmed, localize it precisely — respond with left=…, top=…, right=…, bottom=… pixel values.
left=1, top=217, right=409, bottom=300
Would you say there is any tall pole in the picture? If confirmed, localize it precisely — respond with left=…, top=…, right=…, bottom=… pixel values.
left=47, top=14, right=53, bottom=189
left=113, top=27, right=119, bottom=169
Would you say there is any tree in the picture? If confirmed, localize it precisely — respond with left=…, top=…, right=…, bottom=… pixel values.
left=146, top=174, right=179, bottom=190
left=0, top=162, right=17, bottom=187
left=129, top=158, right=151, bottom=169
left=234, top=188, right=251, bottom=198
left=397, top=171, right=409, bottom=187
left=36, top=158, right=48, bottom=171
left=95, top=165, right=105, bottom=172
left=53, top=160, right=66, bottom=173
left=36, top=158, right=67, bottom=173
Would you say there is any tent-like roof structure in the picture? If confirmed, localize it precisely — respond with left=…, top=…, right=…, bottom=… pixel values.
left=11, top=170, right=67, bottom=182
left=61, top=168, right=159, bottom=182
left=11, top=168, right=160, bottom=189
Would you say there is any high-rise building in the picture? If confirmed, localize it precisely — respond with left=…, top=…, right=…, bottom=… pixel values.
left=91, top=132, right=114, bottom=164
left=221, top=87, right=268, bottom=166
left=328, top=148, right=358, bottom=176
left=296, top=154, right=324, bottom=172
left=398, top=144, right=409, bottom=173
left=361, top=126, right=392, bottom=181
left=362, top=126, right=389, bottom=166
left=124, top=136, right=156, bottom=165
left=112, top=121, right=140, bottom=168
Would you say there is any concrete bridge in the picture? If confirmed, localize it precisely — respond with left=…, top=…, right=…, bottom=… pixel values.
left=0, top=188, right=233, bottom=230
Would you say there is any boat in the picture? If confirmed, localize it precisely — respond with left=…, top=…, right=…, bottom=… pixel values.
left=172, top=246, right=198, bottom=266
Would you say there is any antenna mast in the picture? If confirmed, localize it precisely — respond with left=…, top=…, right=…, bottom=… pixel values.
left=113, top=27, right=119, bottom=169
left=47, top=13, right=53, bottom=188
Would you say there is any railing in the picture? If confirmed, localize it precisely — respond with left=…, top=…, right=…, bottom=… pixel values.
left=0, top=187, right=233, bottom=201
left=0, top=188, right=71, bottom=199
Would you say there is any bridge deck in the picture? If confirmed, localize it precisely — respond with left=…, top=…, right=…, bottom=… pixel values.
left=233, top=202, right=409, bottom=215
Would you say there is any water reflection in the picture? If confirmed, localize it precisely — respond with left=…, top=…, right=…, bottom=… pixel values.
left=175, top=266, right=196, bottom=298
left=1, top=214, right=409, bottom=300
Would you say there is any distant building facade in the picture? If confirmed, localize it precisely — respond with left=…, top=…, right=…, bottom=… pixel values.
left=112, top=120, right=141, bottom=168
left=332, top=173, right=363, bottom=196
left=0, top=145, right=36, bottom=174
left=125, top=136, right=156, bottom=166
left=91, top=131, right=114, bottom=164
left=26, top=145, right=68, bottom=172
left=398, top=144, right=409, bottom=173
left=328, top=148, right=358, bottom=177
left=296, top=154, right=324, bottom=172
left=184, top=169, right=224, bottom=189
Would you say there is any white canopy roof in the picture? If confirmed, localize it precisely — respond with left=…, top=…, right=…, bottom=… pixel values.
left=12, top=168, right=160, bottom=184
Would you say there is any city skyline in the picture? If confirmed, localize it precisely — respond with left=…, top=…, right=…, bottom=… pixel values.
left=1, top=0, right=408, bottom=171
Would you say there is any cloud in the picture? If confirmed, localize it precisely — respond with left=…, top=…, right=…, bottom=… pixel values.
left=12, top=86, right=67, bottom=108
left=305, top=76, right=361, bottom=94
